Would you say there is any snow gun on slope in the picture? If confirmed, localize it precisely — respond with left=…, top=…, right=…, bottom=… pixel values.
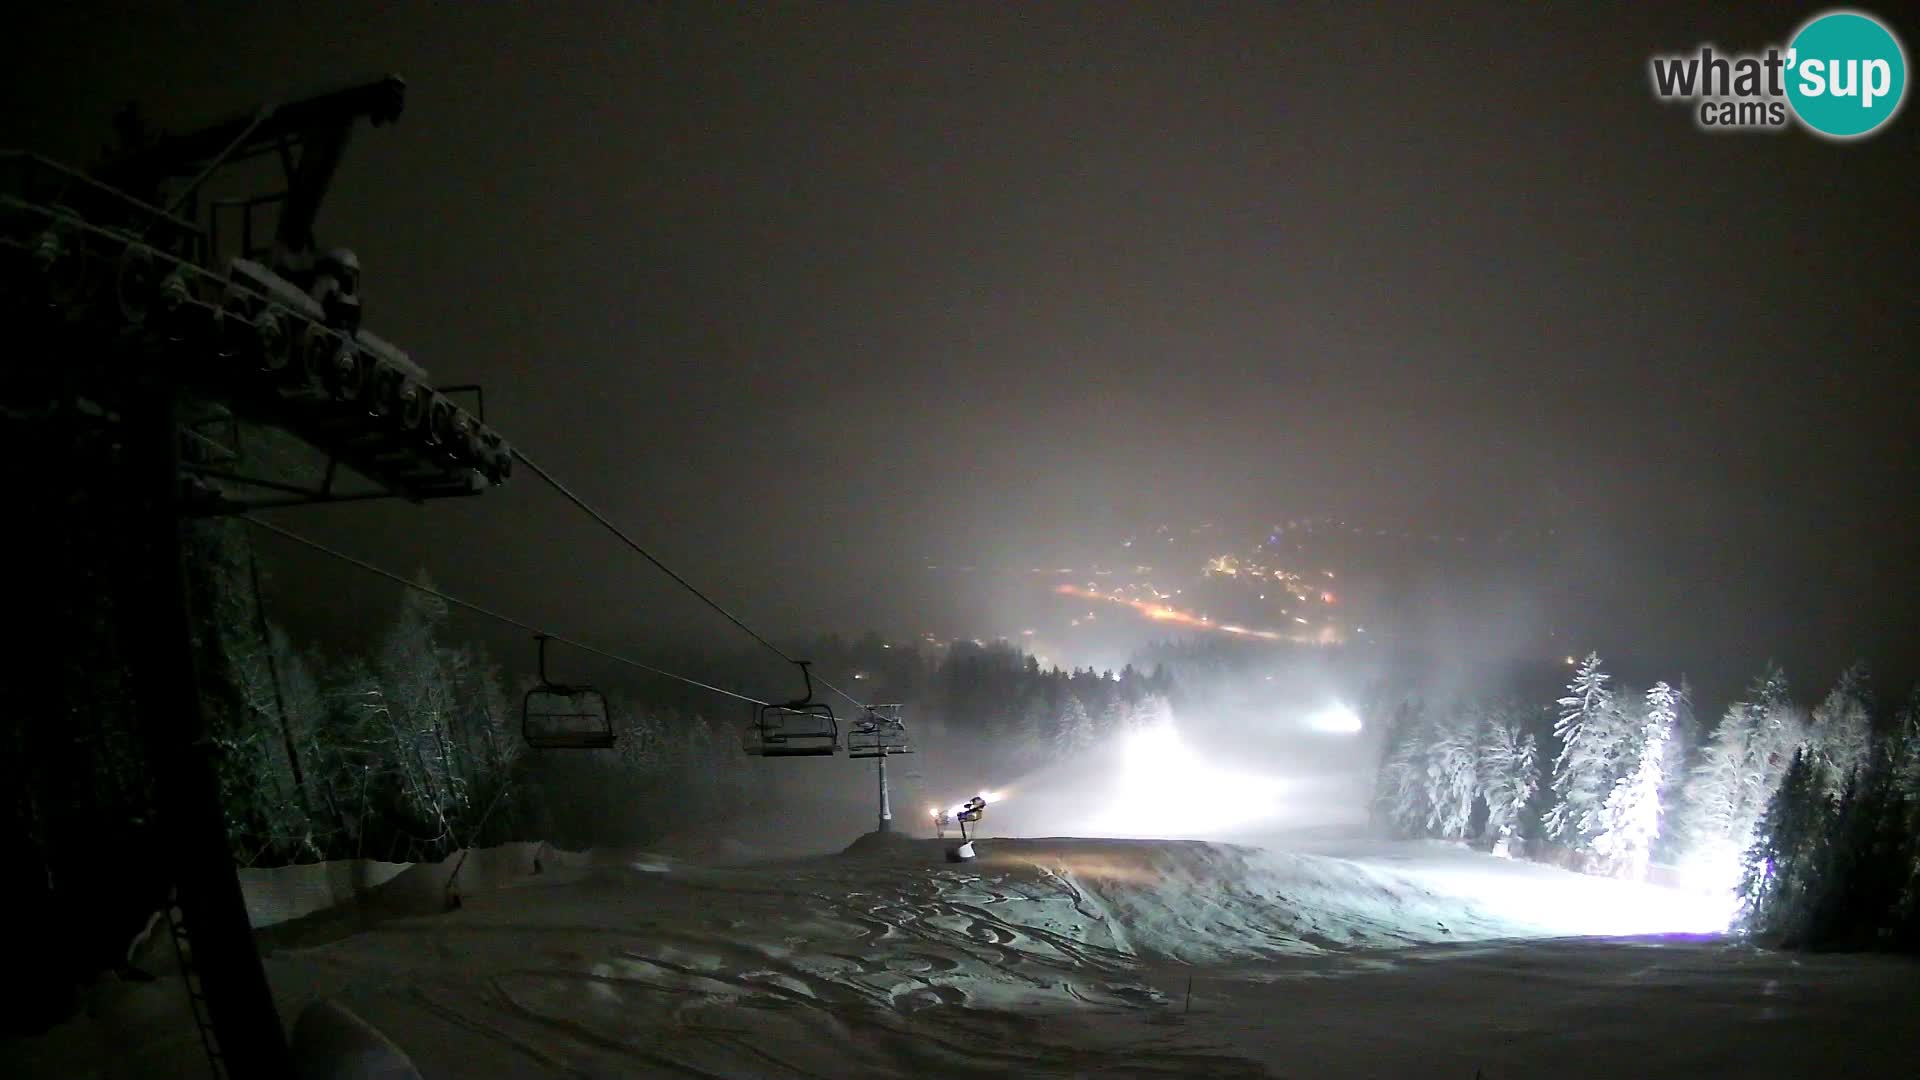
left=945, top=790, right=1000, bottom=862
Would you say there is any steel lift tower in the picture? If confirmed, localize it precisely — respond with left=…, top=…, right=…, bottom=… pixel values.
left=3, top=76, right=508, bottom=1074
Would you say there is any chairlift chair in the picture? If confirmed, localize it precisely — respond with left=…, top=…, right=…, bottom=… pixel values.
left=745, top=702, right=839, bottom=757
left=742, top=660, right=838, bottom=757
left=846, top=704, right=914, bottom=759
left=522, top=634, right=614, bottom=750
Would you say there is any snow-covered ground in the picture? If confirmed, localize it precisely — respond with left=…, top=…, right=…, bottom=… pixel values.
left=8, top=832, right=1916, bottom=1078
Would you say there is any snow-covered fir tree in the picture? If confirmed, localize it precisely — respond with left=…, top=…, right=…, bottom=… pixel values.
left=1678, top=667, right=1806, bottom=892
left=1373, top=703, right=1434, bottom=836
left=1015, top=691, right=1054, bottom=762
left=1809, top=664, right=1872, bottom=800
left=1652, top=677, right=1700, bottom=861
left=1679, top=701, right=1750, bottom=874
left=1736, top=747, right=1832, bottom=937
left=375, top=579, right=469, bottom=845
left=1734, top=669, right=1806, bottom=831
left=1132, top=694, right=1175, bottom=734
left=1592, top=681, right=1678, bottom=878
left=1544, top=653, right=1625, bottom=850
left=1053, top=696, right=1096, bottom=757
left=1423, top=707, right=1481, bottom=840
left=1478, top=705, right=1539, bottom=855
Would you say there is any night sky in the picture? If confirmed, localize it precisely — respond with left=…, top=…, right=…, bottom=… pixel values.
left=11, top=3, right=1916, bottom=706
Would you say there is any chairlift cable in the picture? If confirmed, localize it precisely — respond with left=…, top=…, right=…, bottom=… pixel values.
left=241, top=515, right=771, bottom=707
left=812, top=672, right=872, bottom=714
left=510, top=449, right=795, bottom=660
left=509, top=447, right=878, bottom=712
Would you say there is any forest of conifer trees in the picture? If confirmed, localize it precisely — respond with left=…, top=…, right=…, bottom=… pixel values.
left=1370, top=652, right=1920, bottom=951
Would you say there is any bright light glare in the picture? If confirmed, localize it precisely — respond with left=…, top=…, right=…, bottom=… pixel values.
left=1087, top=722, right=1282, bottom=837
left=944, top=790, right=1006, bottom=818
left=1307, top=703, right=1363, bottom=734
left=1395, top=859, right=1738, bottom=937
left=1673, top=842, right=1747, bottom=924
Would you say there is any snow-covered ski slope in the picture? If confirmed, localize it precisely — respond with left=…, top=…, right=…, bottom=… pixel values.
left=8, top=836, right=1916, bottom=1077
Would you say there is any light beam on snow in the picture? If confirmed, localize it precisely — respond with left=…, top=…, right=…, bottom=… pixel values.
left=1087, top=722, right=1283, bottom=837
left=1673, top=843, right=1748, bottom=927
left=1394, top=857, right=1738, bottom=936
left=1307, top=703, right=1363, bottom=734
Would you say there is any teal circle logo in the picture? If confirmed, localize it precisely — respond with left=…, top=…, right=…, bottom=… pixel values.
left=1786, top=11, right=1907, bottom=138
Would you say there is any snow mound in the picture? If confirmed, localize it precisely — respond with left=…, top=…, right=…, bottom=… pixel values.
left=838, top=829, right=941, bottom=859
left=974, top=837, right=1517, bottom=965
left=290, top=999, right=422, bottom=1080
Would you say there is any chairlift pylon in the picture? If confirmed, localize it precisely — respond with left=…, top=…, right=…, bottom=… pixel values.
left=743, top=660, right=838, bottom=757
left=522, top=633, right=614, bottom=750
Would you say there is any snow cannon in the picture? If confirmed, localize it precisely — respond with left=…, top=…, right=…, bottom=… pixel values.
left=945, top=793, right=990, bottom=860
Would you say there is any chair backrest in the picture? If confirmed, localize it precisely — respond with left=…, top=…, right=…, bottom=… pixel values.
left=846, top=723, right=913, bottom=759
left=745, top=703, right=838, bottom=757
left=523, top=684, right=614, bottom=750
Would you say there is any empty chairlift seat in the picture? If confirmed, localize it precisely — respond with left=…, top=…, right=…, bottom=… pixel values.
left=521, top=635, right=615, bottom=750
left=523, top=685, right=613, bottom=749
left=846, top=705, right=913, bottom=759
left=744, top=702, right=838, bottom=757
